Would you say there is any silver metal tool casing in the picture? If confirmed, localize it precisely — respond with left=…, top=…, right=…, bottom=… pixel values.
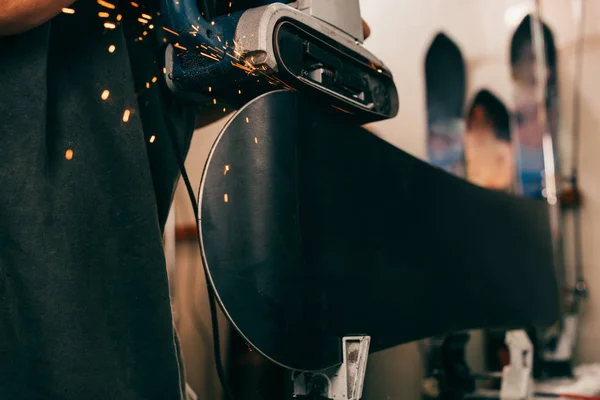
left=296, top=0, right=364, bottom=42
left=234, top=2, right=386, bottom=73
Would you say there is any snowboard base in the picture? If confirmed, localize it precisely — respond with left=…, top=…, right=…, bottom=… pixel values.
left=198, top=90, right=559, bottom=372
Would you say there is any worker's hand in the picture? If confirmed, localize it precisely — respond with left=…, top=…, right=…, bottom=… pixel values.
left=362, top=19, right=371, bottom=40
left=0, top=0, right=75, bottom=36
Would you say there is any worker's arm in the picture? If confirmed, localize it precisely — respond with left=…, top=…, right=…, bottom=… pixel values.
left=0, top=0, right=75, bottom=36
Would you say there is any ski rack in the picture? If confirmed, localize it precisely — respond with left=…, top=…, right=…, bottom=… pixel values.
left=426, top=330, right=534, bottom=400
left=499, top=330, right=534, bottom=400
left=292, top=336, right=371, bottom=400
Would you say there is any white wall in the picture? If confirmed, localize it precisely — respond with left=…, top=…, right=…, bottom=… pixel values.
left=540, top=0, right=600, bottom=363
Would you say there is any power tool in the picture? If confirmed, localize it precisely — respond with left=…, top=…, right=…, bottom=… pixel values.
left=161, top=0, right=399, bottom=123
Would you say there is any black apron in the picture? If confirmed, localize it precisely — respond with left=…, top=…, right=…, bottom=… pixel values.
left=0, top=1, right=196, bottom=398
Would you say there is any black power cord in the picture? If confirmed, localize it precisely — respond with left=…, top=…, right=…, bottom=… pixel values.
left=200, top=0, right=212, bottom=20
left=166, top=117, right=236, bottom=400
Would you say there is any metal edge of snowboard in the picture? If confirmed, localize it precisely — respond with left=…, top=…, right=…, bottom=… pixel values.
left=196, top=89, right=302, bottom=371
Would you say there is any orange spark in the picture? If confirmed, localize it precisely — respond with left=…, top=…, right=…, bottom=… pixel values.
left=141, top=13, right=152, bottom=20
left=152, top=76, right=157, bottom=83
left=174, top=43, right=187, bottom=51
left=162, top=26, right=179, bottom=36
left=145, top=82, right=150, bottom=88
left=231, top=61, right=253, bottom=73
left=331, top=105, right=354, bottom=115
left=98, top=11, right=109, bottom=17
left=200, top=52, right=219, bottom=61
left=162, top=67, right=167, bottom=74
left=65, top=149, right=74, bottom=160
left=122, top=109, right=131, bottom=122
left=254, top=137, right=258, bottom=144
left=116, top=14, right=122, bottom=21
left=149, top=135, right=156, bottom=143
left=97, top=0, right=116, bottom=9
left=208, top=87, right=212, bottom=92
left=62, top=7, right=75, bottom=14
left=229, top=1, right=232, bottom=7
left=222, top=108, right=226, bottom=112
left=104, top=22, right=116, bottom=29
left=245, top=117, right=249, bottom=123
left=101, top=90, right=110, bottom=100
left=108, top=44, right=116, bottom=53
left=130, top=1, right=139, bottom=7
left=142, top=31, right=147, bottom=36
left=213, top=98, right=217, bottom=104
left=238, top=89, right=241, bottom=95
left=138, top=18, right=148, bottom=24
left=211, top=21, right=215, bottom=26
left=149, top=24, right=154, bottom=29
left=208, top=45, right=224, bottom=54
left=224, top=165, right=230, bottom=175
left=224, top=194, right=229, bottom=203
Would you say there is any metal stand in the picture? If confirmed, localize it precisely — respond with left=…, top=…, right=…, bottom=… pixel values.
left=499, top=330, right=533, bottom=400
left=292, top=336, right=371, bottom=400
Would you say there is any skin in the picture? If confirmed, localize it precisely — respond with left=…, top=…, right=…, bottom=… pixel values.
left=362, top=19, right=371, bottom=40
left=0, top=0, right=76, bottom=36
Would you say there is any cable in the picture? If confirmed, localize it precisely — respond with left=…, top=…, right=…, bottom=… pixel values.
left=166, top=117, right=236, bottom=400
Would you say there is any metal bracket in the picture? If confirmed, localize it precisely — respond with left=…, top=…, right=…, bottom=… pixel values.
left=500, top=330, right=534, bottom=400
left=292, top=336, right=371, bottom=400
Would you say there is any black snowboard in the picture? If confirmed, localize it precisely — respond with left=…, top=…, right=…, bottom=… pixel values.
left=197, top=90, right=559, bottom=372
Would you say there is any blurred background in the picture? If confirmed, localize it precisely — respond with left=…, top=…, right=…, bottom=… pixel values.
left=164, top=1, right=600, bottom=398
